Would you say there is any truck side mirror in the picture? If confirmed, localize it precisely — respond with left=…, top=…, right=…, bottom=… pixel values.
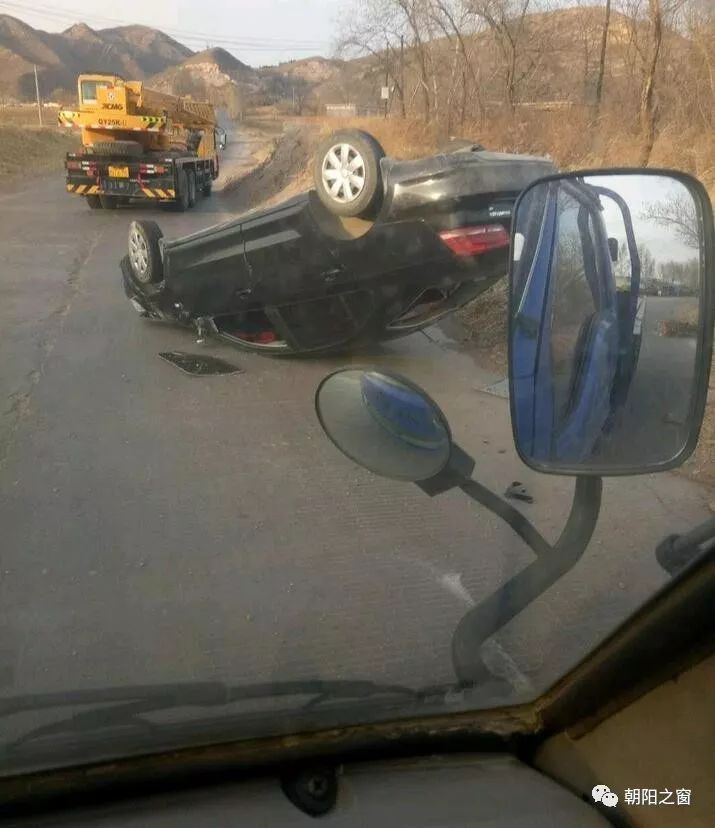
left=608, top=236, right=619, bottom=262
left=509, top=169, right=714, bottom=476
left=315, top=370, right=453, bottom=482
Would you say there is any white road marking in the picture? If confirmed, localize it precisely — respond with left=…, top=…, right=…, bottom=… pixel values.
left=395, top=554, right=535, bottom=695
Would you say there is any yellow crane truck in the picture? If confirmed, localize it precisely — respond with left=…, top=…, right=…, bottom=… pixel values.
left=59, top=74, right=225, bottom=210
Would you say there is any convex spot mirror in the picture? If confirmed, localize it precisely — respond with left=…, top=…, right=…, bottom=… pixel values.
left=510, top=169, right=714, bottom=475
left=315, top=369, right=452, bottom=482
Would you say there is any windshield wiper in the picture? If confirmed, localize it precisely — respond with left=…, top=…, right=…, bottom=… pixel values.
left=0, top=679, right=447, bottom=752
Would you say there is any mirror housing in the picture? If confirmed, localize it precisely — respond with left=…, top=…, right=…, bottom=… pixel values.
left=509, top=169, right=714, bottom=476
left=315, top=369, right=474, bottom=486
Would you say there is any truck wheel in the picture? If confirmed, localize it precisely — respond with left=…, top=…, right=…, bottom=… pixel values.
left=128, top=220, right=164, bottom=285
left=187, top=170, right=197, bottom=207
left=86, top=195, right=102, bottom=210
left=202, top=180, right=213, bottom=197
left=99, top=195, right=118, bottom=209
left=313, top=129, right=385, bottom=218
left=91, top=140, right=143, bottom=158
left=173, top=169, right=190, bottom=212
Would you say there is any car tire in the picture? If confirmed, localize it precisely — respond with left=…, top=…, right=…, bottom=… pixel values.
left=86, top=194, right=102, bottom=210
left=99, top=195, right=118, bottom=209
left=173, top=169, right=190, bottom=212
left=128, top=220, right=164, bottom=285
left=90, top=140, right=144, bottom=158
left=313, top=129, right=385, bottom=218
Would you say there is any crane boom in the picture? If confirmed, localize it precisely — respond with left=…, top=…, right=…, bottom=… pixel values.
left=137, top=86, right=217, bottom=128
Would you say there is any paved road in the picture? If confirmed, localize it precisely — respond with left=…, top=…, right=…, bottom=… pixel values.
left=0, top=139, right=712, bottom=749
left=590, top=296, right=700, bottom=465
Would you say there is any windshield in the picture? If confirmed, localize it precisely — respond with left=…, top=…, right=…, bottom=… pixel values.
left=0, top=0, right=712, bottom=779
left=80, top=80, right=109, bottom=104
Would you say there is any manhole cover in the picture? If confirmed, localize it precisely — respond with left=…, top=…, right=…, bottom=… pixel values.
left=159, top=352, right=243, bottom=376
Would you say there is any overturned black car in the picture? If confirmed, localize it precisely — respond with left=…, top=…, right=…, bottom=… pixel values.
left=121, top=129, right=555, bottom=355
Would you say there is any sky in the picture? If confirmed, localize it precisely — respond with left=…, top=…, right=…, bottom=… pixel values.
left=590, top=175, right=699, bottom=266
left=0, top=0, right=339, bottom=67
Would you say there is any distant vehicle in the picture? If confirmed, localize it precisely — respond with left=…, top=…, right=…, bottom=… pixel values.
left=122, top=129, right=555, bottom=355
left=59, top=74, right=223, bottom=211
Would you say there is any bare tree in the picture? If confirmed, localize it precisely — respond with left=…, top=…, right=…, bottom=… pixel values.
left=430, top=0, right=486, bottom=122
left=594, top=0, right=611, bottom=113
left=639, top=0, right=663, bottom=165
left=396, top=0, right=433, bottom=119
left=641, top=192, right=700, bottom=248
left=468, top=0, right=536, bottom=109
left=337, top=0, right=414, bottom=116
left=682, top=0, right=715, bottom=128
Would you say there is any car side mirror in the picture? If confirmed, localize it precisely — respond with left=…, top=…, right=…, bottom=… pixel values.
left=509, top=169, right=714, bottom=475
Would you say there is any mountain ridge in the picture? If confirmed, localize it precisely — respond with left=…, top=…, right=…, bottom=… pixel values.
left=0, top=14, right=192, bottom=101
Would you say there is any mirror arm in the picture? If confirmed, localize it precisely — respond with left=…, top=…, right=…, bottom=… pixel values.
left=458, top=479, right=553, bottom=557
left=416, top=443, right=476, bottom=496
left=451, top=476, right=602, bottom=685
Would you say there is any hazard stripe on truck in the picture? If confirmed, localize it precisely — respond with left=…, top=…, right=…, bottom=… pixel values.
left=66, top=185, right=176, bottom=199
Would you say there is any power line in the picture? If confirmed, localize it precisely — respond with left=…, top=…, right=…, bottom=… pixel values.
left=0, top=1, right=331, bottom=49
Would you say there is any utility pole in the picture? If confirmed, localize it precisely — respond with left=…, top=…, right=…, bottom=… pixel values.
left=33, top=64, right=43, bottom=126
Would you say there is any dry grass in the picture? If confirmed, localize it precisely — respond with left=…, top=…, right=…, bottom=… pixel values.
left=455, top=281, right=509, bottom=371
left=0, top=104, right=58, bottom=127
left=659, top=305, right=700, bottom=338
left=308, top=111, right=715, bottom=192
left=313, top=116, right=438, bottom=160
left=0, top=125, right=79, bottom=178
left=681, top=367, right=715, bottom=490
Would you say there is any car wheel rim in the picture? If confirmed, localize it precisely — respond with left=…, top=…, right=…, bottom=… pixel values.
left=129, top=228, right=150, bottom=282
left=321, top=143, right=366, bottom=203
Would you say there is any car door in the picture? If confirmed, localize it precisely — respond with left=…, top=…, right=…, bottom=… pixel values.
left=162, top=217, right=253, bottom=317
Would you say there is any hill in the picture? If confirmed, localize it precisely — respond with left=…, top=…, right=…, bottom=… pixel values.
left=270, top=56, right=344, bottom=84
left=183, top=47, right=250, bottom=74
left=0, top=14, right=191, bottom=102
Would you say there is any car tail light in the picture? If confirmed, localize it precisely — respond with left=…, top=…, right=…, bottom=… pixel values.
left=139, top=164, right=167, bottom=175
left=66, top=160, right=82, bottom=170
left=439, top=224, right=510, bottom=257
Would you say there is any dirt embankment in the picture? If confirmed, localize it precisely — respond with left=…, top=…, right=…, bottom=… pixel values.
left=222, top=123, right=319, bottom=212
left=0, top=125, right=78, bottom=178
